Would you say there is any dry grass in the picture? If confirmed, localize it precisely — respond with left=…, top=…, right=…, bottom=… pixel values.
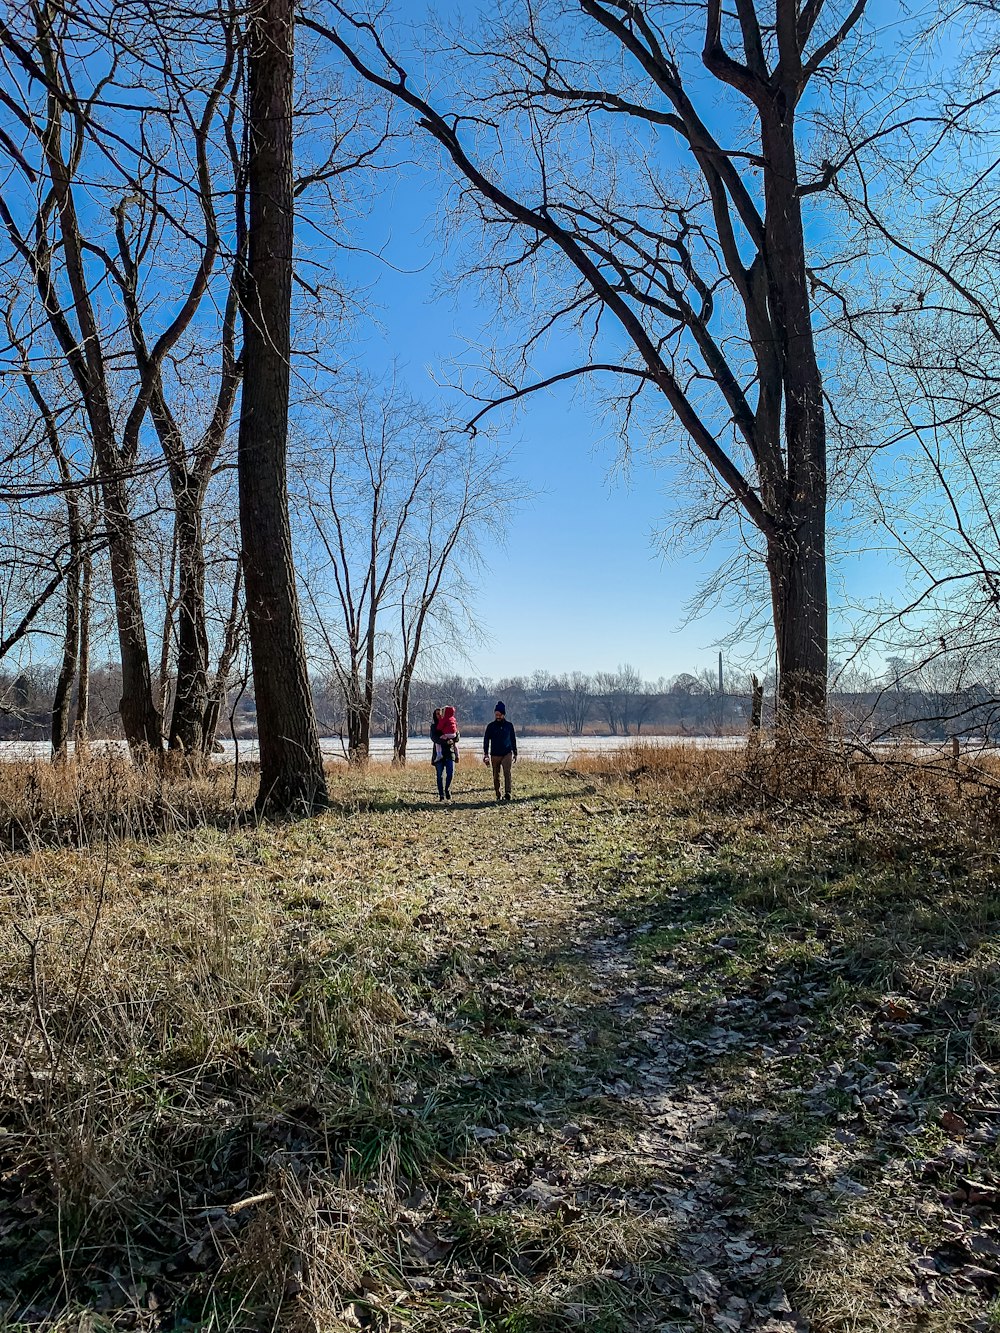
left=0, top=752, right=258, bottom=852
left=573, top=731, right=1000, bottom=825
left=0, top=759, right=627, bottom=1331
left=1, top=749, right=999, bottom=1331
left=572, top=740, right=1000, bottom=1332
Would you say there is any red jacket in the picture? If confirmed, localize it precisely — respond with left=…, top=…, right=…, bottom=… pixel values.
left=438, top=706, right=458, bottom=739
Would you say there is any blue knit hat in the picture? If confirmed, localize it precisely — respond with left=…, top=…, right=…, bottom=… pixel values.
left=495, top=700, right=506, bottom=713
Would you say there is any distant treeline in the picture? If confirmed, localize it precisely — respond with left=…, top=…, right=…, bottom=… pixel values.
left=3, top=662, right=999, bottom=745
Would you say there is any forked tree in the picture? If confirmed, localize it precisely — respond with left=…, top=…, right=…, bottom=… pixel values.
left=0, top=0, right=246, bottom=760
left=0, top=0, right=162, bottom=753
left=388, top=434, right=506, bottom=764
left=299, top=390, right=505, bottom=765
left=309, top=0, right=874, bottom=720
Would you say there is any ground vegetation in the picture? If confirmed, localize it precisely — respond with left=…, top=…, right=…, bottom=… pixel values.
left=1, top=748, right=999, bottom=1330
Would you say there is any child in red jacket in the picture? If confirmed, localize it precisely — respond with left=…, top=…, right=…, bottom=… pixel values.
left=438, top=705, right=458, bottom=740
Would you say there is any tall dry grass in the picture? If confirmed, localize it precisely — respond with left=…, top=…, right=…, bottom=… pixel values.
left=1, top=744, right=997, bottom=1328
left=0, top=755, right=422, bottom=1329
left=0, top=751, right=260, bottom=852
left=569, top=730, right=1000, bottom=830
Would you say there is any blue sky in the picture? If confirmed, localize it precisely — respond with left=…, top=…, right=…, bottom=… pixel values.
left=322, top=1, right=914, bottom=684
left=0, top=0, right=950, bottom=691
left=342, top=180, right=748, bottom=682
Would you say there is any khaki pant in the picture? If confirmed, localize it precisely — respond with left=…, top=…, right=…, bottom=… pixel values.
left=491, top=752, right=513, bottom=798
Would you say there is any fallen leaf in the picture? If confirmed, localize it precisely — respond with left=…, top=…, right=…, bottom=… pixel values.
left=941, top=1110, right=969, bottom=1138
left=399, top=1226, right=454, bottom=1267
left=957, top=1265, right=1000, bottom=1291
left=472, top=1124, right=509, bottom=1141
left=519, top=1180, right=569, bottom=1211
left=954, top=1175, right=997, bottom=1205
left=682, top=1269, right=721, bottom=1304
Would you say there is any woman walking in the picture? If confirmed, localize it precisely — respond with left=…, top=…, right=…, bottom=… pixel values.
left=431, top=705, right=460, bottom=800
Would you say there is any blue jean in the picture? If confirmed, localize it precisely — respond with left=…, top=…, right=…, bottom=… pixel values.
left=435, top=757, right=454, bottom=797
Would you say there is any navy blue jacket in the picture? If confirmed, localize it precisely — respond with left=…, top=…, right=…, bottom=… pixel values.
left=483, top=718, right=517, bottom=757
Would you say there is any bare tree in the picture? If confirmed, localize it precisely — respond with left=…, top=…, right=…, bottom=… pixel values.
left=306, top=0, right=883, bottom=722
left=300, top=394, right=437, bottom=764
left=0, top=0, right=255, bottom=763
left=0, top=1, right=165, bottom=753
left=74, top=536, right=93, bottom=751
left=0, top=0, right=384, bottom=775
left=389, top=433, right=510, bottom=763
left=593, top=663, right=647, bottom=734
left=201, top=557, right=247, bottom=754
left=0, top=424, right=73, bottom=675
left=555, top=671, right=594, bottom=736
left=22, top=390, right=87, bottom=761
left=594, top=668, right=624, bottom=735
left=1, top=288, right=102, bottom=760
left=239, top=0, right=327, bottom=812
left=299, top=388, right=508, bottom=764
left=824, top=4, right=1000, bottom=733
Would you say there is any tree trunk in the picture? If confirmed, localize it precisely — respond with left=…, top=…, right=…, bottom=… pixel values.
left=104, top=483, right=162, bottom=754
left=202, top=563, right=243, bottom=755
left=168, top=486, right=211, bottom=760
left=158, top=526, right=176, bottom=730
left=749, top=674, right=764, bottom=733
left=355, top=613, right=376, bottom=765
left=392, top=672, right=411, bottom=765
left=766, top=516, right=827, bottom=718
left=238, top=0, right=326, bottom=814
left=760, top=94, right=828, bottom=719
left=74, top=548, right=91, bottom=754
left=51, top=556, right=80, bottom=761
left=346, top=694, right=371, bottom=765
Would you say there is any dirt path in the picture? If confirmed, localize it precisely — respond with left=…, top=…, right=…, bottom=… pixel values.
left=391, top=765, right=999, bottom=1333
left=359, top=771, right=814, bottom=1330
left=577, top=926, right=800, bottom=1332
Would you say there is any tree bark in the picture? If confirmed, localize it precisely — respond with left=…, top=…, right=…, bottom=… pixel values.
left=51, top=555, right=80, bottom=761
left=158, top=526, right=177, bottom=729
left=749, top=673, right=764, bottom=733
left=346, top=699, right=371, bottom=765
left=766, top=518, right=827, bottom=716
left=202, top=564, right=244, bottom=755
left=238, top=0, right=327, bottom=814
left=351, top=613, right=376, bottom=765
left=168, top=484, right=211, bottom=758
left=392, top=670, right=412, bottom=765
left=759, top=90, right=828, bottom=717
left=103, top=486, right=162, bottom=754
left=74, top=548, right=91, bottom=754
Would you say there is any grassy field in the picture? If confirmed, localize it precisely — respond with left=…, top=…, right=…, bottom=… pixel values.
left=1, top=747, right=999, bottom=1332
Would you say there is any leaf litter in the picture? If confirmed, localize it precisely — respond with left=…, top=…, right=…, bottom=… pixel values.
left=1, top=759, right=999, bottom=1331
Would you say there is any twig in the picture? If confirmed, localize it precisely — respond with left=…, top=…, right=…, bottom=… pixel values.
left=10, top=922, right=54, bottom=1065
left=227, top=1191, right=275, bottom=1214
left=54, top=829, right=111, bottom=1073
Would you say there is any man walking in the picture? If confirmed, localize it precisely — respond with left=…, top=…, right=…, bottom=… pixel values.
left=483, top=700, right=517, bottom=802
